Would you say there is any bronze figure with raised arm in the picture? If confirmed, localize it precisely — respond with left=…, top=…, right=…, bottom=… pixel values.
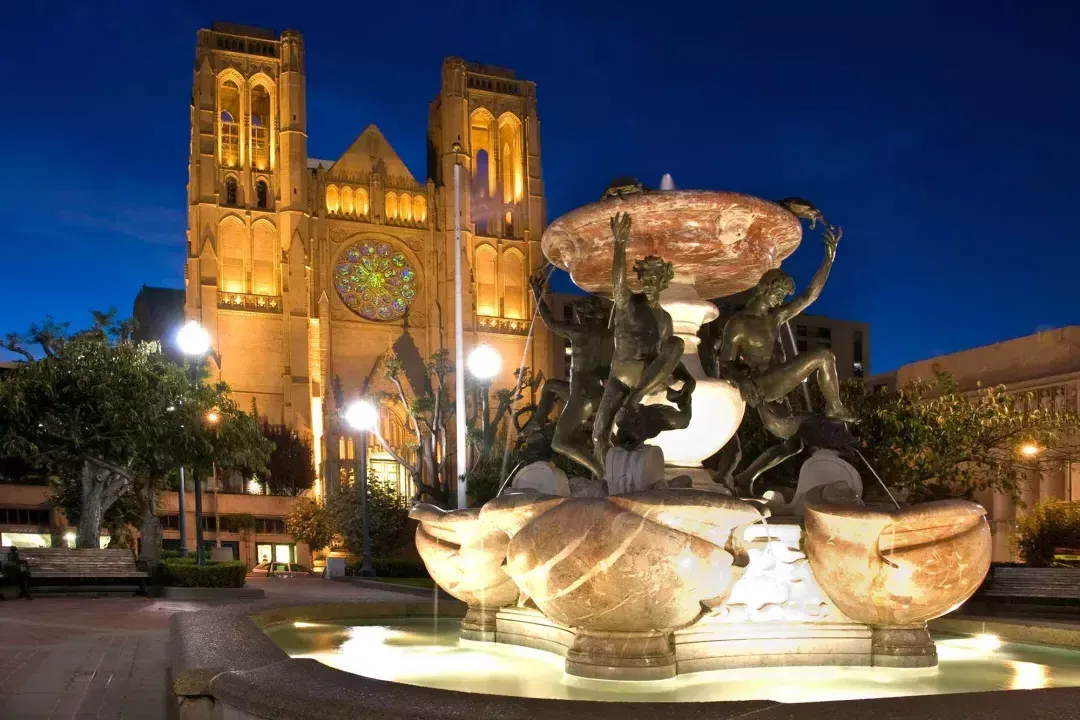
left=591, top=212, right=692, bottom=471
left=716, top=225, right=852, bottom=422
left=526, top=272, right=613, bottom=478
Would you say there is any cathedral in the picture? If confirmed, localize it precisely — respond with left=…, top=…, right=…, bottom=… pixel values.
left=184, top=22, right=555, bottom=497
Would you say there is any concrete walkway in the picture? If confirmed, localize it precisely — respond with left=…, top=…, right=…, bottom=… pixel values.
left=0, top=578, right=427, bottom=719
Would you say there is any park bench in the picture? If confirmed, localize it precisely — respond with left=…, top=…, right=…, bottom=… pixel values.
left=16, top=548, right=148, bottom=598
left=980, top=566, right=1080, bottom=603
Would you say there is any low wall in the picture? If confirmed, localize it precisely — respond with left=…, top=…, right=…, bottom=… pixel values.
left=169, top=600, right=1080, bottom=720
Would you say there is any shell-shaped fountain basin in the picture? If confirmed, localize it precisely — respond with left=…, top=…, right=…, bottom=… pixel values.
left=409, top=504, right=518, bottom=609
left=803, top=486, right=992, bottom=626
left=480, top=490, right=763, bottom=634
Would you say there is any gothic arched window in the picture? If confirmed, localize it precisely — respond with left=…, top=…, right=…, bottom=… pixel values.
left=475, top=244, right=498, bottom=317
left=225, top=177, right=238, bottom=206
left=219, top=80, right=241, bottom=168
left=255, top=180, right=268, bottom=209
left=250, top=85, right=271, bottom=171
left=498, top=113, right=523, bottom=204
left=385, top=191, right=398, bottom=220
left=414, top=195, right=427, bottom=223
left=502, top=248, right=526, bottom=319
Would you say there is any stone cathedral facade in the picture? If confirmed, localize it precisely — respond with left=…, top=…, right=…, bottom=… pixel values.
left=184, top=22, right=554, bottom=497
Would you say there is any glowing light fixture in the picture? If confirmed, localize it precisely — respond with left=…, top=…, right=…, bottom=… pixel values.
left=176, top=321, right=211, bottom=356
left=345, top=399, right=379, bottom=432
left=467, top=345, right=501, bottom=381
left=1020, top=443, right=1041, bottom=458
left=205, top=410, right=220, bottom=425
left=63, top=531, right=76, bottom=547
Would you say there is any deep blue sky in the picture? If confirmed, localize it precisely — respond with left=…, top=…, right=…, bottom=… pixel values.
left=1, top=1, right=1077, bottom=373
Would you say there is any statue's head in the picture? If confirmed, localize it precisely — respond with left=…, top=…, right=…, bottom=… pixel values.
left=573, top=296, right=607, bottom=326
left=633, top=255, right=675, bottom=300
left=752, top=269, right=795, bottom=308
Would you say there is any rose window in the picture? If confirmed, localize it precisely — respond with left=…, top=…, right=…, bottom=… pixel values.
left=335, top=241, right=417, bottom=321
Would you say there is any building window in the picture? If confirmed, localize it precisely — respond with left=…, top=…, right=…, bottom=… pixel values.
left=219, top=80, right=241, bottom=168
left=250, top=85, right=271, bottom=171
left=502, top=248, right=526, bottom=319
left=160, top=515, right=181, bottom=530
left=475, top=244, right=498, bottom=316
left=218, top=217, right=246, bottom=293
left=504, top=210, right=516, bottom=238
left=413, top=195, right=426, bottom=223
left=251, top=221, right=277, bottom=296
left=255, top=543, right=294, bottom=564
left=796, top=339, right=808, bottom=352
left=255, top=517, right=287, bottom=534
left=795, top=324, right=807, bottom=337
left=399, top=193, right=413, bottom=222
left=225, top=177, right=238, bottom=205
left=385, top=191, right=398, bottom=220
left=0, top=507, right=51, bottom=526
left=326, top=184, right=340, bottom=214
left=497, top=112, right=524, bottom=204
left=853, top=330, right=864, bottom=363
left=356, top=187, right=370, bottom=216
left=255, top=180, right=268, bottom=209
left=470, top=109, right=496, bottom=198
left=817, top=327, right=832, bottom=340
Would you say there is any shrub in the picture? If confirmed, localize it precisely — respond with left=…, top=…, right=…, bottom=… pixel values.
left=1014, top=500, right=1080, bottom=567
left=156, top=559, right=247, bottom=588
left=346, top=558, right=429, bottom=578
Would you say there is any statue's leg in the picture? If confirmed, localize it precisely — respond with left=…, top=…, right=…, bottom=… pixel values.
left=752, top=349, right=855, bottom=421
left=629, top=336, right=686, bottom=405
left=734, top=438, right=805, bottom=496
left=552, top=378, right=603, bottom=478
left=592, top=377, right=632, bottom=472
left=526, top=379, right=569, bottom=431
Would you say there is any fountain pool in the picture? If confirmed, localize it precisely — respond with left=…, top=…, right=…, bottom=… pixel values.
left=267, top=617, right=1080, bottom=704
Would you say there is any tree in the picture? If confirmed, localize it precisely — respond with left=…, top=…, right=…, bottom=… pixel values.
left=285, top=498, right=335, bottom=553
left=1014, top=500, right=1080, bottom=567
left=845, top=371, right=1080, bottom=503
left=327, top=474, right=409, bottom=557
left=257, top=421, right=316, bottom=496
left=0, top=312, right=271, bottom=560
left=374, top=349, right=456, bottom=506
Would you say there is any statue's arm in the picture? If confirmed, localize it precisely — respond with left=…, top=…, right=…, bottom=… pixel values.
left=716, top=318, right=742, bottom=364
left=610, top=213, right=632, bottom=308
left=778, top=227, right=839, bottom=322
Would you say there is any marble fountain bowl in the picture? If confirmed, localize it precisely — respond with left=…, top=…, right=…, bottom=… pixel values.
left=803, top=485, right=993, bottom=628
left=410, top=504, right=519, bottom=639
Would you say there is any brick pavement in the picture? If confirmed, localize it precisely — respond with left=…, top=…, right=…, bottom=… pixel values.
left=0, top=578, right=426, bottom=719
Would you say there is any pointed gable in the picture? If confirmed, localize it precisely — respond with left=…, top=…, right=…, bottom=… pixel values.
left=329, top=124, right=415, bottom=183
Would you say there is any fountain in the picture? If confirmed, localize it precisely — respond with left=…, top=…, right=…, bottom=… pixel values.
left=408, top=182, right=992, bottom=681
left=174, top=182, right=1080, bottom=718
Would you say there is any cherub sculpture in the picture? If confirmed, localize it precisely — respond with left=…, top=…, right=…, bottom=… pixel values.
left=715, top=221, right=854, bottom=490
left=591, top=212, right=694, bottom=470
left=525, top=277, right=613, bottom=478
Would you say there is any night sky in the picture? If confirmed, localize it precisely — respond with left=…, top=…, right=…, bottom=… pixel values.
left=1, top=1, right=1076, bottom=373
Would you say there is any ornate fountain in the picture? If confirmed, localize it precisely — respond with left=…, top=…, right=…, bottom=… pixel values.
left=410, top=182, right=992, bottom=681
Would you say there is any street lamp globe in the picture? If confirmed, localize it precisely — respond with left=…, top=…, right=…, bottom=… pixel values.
left=345, top=399, right=379, bottom=432
left=467, top=345, right=501, bottom=381
left=177, top=321, right=211, bottom=356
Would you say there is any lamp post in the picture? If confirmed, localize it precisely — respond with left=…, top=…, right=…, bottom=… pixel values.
left=344, top=399, right=378, bottom=577
left=177, top=320, right=212, bottom=566
left=467, top=344, right=502, bottom=429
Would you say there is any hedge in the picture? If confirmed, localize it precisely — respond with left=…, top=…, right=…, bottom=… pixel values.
left=156, top=559, right=247, bottom=588
left=345, top=558, right=429, bottom=578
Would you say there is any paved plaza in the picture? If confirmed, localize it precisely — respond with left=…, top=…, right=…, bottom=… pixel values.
left=0, top=579, right=425, bottom=719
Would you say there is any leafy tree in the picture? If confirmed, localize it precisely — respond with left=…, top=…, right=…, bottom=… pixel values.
left=374, top=349, right=456, bottom=506
left=1014, top=500, right=1080, bottom=567
left=328, top=474, right=409, bottom=557
left=285, top=498, right=335, bottom=552
left=257, top=421, right=316, bottom=496
left=0, top=312, right=271, bottom=561
left=845, top=371, right=1080, bottom=503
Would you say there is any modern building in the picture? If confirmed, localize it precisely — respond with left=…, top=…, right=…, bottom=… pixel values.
left=183, top=22, right=555, bottom=499
left=868, top=326, right=1080, bottom=561
left=701, top=290, right=870, bottom=382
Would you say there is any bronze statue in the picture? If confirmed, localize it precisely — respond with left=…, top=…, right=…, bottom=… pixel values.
left=591, top=212, right=693, bottom=470
left=715, top=220, right=854, bottom=491
left=526, top=276, right=613, bottom=478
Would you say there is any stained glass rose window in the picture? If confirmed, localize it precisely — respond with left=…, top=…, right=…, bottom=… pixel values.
left=335, top=241, right=417, bottom=321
